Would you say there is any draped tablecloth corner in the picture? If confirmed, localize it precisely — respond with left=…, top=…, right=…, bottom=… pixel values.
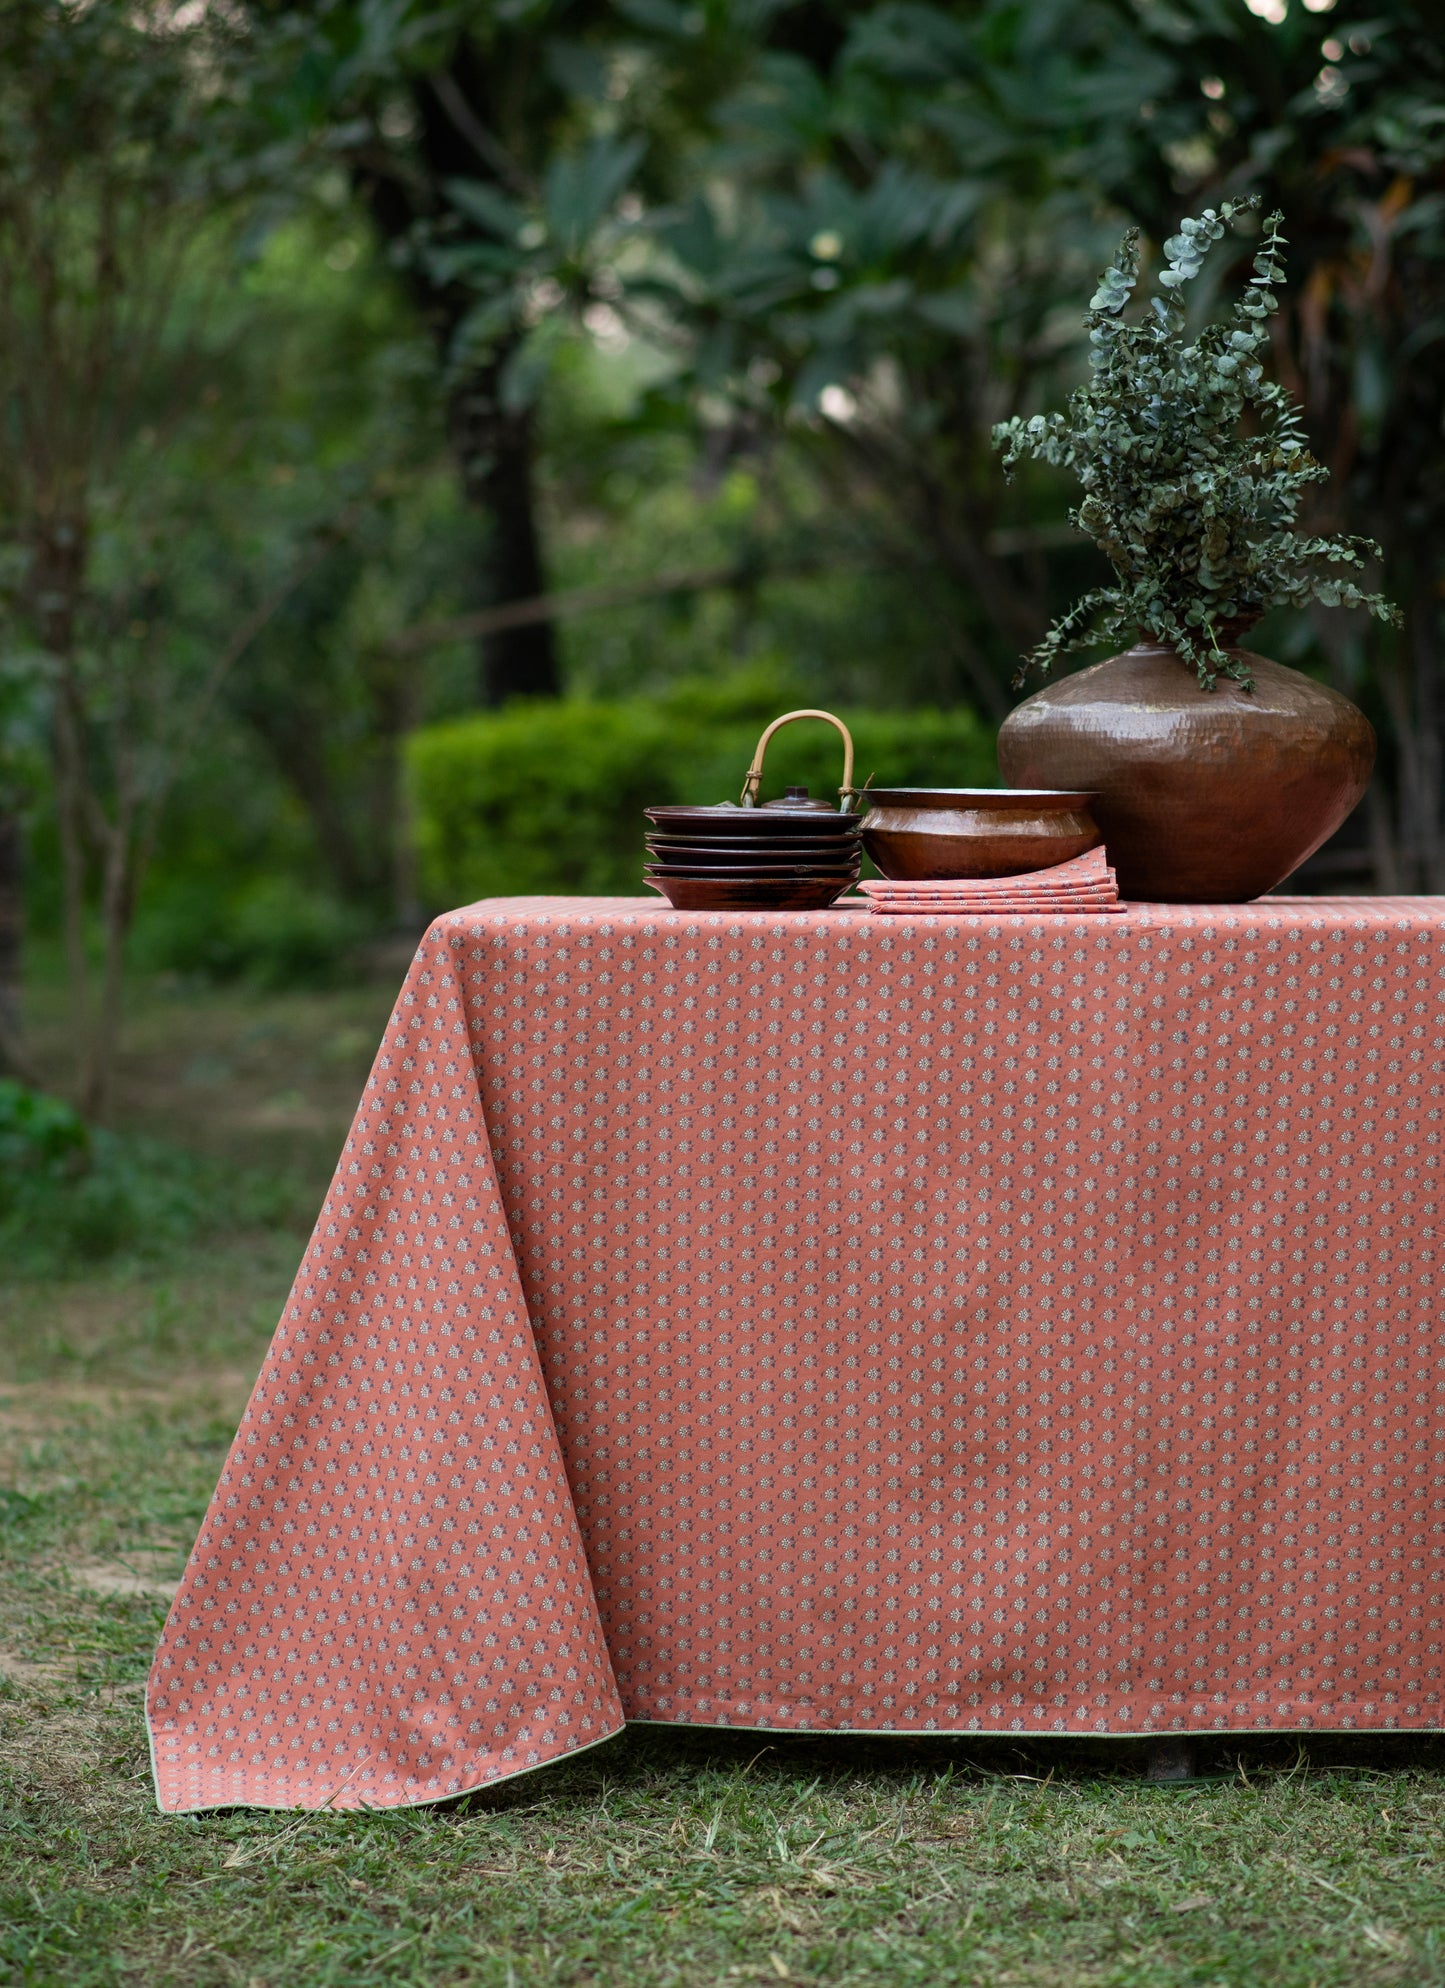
left=146, top=904, right=628, bottom=1813
left=149, top=896, right=1445, bottom=1811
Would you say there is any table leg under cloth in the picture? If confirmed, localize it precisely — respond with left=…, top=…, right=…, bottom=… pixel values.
left=147, top=897, right=1445, bottom=1811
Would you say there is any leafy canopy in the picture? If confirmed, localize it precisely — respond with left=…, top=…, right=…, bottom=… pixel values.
left=993, top=198, right=1400, bottom=690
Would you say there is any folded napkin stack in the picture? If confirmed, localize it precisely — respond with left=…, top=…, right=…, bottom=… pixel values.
left=860, top=845, right=1124, bottom=915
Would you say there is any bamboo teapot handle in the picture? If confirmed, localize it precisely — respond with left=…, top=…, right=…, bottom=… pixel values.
left=739, top=708, right=855, bottom=812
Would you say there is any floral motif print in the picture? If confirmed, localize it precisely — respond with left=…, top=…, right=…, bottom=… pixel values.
left=148, top=897, right=1445, bottom=1811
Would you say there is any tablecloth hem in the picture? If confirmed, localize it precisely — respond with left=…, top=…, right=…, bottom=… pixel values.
left=623, top=1714, right=1445, bottom=1739
left=147, top=1716, right=630, bottom=1817
left=150, top=1703, right=1445, bottom=1816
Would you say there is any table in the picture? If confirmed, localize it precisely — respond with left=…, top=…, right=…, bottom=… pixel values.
left=147, top=898, right=1445, bottom=1812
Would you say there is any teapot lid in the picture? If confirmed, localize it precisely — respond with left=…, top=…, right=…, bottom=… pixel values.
left=760, top=785, right=836, bottom=813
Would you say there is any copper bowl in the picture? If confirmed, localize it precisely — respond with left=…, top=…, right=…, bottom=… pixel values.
left=860, top=787, right=1100, bottom=881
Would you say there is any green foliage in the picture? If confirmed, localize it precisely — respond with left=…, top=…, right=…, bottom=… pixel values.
left=0, top=1116, right=295, bottom=1274
left=0, top=1138, right=192, bottom=1269
left=0, top=1079, right=88, bottom=1178
left=437, top=131, right=649, bottom=399
left=0, top=0, right=262, bottom=224
left=0, top=1052, right=307, bottom=1268
left=408, top=681, right=995, bottom=905
left=993, top=200, right=1401, bottom=689
left=412, top=699, right=678, bottom=901
left=130, top=874, right=367, bottom=991
left=0, top=0, right=339, bottom=1110
left=7, top=0, right=1445, bottom=954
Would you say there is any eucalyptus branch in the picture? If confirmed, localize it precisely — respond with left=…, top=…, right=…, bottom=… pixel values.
left=993, top=200, right=1401, bottom=689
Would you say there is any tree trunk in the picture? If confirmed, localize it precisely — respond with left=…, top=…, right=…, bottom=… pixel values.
left=83, top=785, right=136, bottom=1123
left=31, top=526, right=93, bottom=1068
left=354, top=41, right=562, bottom=706
left=0, top=810, right=21, bottom=1067
left=450, top=365, right=556, bottom=704
left=232, top=686, right=376, bottom=902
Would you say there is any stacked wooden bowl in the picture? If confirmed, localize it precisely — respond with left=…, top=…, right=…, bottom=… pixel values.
left=644, top=796, right=861, bottom=910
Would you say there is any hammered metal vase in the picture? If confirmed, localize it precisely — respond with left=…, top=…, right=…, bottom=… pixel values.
left=996, top=638, right=1376, bottom=903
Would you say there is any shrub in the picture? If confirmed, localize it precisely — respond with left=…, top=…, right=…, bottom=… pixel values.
left=223, top=877, right=368, bottom=990
left=0, top=1081, right=301, bottom=1273
left=0, top=1080, right=192, bottom=1266
left=0, top=1129, right=302, bottom=1273
left=131, top=875, right=366, bottom=989
left=407, top=686, right=996, bottom=905
left=0, top=1079, right=89, bottom=1177
left=0, top=1141, right=198, bottom=1266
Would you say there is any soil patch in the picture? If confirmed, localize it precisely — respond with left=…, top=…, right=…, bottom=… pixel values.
left=70, top=1556, right=183, bottom=1602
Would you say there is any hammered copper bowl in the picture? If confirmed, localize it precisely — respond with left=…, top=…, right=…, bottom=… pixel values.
left=860, top=787, right=1100, bottom=881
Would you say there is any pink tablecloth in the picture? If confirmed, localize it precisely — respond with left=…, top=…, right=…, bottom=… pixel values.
left=147, top=898, right=1445, bottom=1811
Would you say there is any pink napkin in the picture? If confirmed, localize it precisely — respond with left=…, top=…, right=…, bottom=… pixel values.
left=861, top=846, right=1123, bottom=915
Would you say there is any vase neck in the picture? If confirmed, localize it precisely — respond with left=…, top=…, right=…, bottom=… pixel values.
left=1139, top=621, right=1259, bottom=653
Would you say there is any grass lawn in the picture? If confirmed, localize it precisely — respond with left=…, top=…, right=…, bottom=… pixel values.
left=3, top=966, right=1445, bottom=1987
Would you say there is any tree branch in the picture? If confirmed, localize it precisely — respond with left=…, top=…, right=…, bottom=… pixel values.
left=131, top=503, right=370, bottom=886
left=384, top=524, right=1073, bottom=661
left=385, top=560, right=765, bottom=657
left=428, top=73, right=535, bottom=198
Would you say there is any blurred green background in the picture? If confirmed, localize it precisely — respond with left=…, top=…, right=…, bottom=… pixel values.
left=1, top=0, right=1442, bottom=1124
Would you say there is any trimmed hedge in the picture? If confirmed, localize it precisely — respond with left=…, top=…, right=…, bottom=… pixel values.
left=407, top=684, right=997, bottom=905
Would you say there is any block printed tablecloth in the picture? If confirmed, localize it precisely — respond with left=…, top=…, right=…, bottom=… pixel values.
left=148, top=898, right=1445, bottom=1811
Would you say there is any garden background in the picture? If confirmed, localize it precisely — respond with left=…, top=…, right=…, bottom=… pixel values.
left=2, top=4, right=1444, bottom=1984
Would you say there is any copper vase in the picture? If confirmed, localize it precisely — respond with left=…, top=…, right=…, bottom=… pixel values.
left=996, top=639, right=1376, bottom=903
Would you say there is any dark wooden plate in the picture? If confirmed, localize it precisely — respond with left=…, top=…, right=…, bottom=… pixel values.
left=646, top=805, right=859, bottom=837
left=643, top=830, right=858, bottom=854
left=645, top=862, right=861, bottom=880
left=644, top=873, right=857, bottom=910
left=645, top=844, right=861, bottom=870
